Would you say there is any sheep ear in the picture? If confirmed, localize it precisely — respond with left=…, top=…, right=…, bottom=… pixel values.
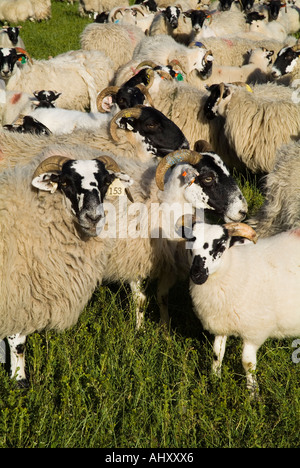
left=32, top=173, right=59, bottom=193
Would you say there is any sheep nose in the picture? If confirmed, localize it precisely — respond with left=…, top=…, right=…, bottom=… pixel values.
left=85, top=212, right=102, bottom=224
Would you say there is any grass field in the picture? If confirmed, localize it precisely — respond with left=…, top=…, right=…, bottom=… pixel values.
left=0, top=1, right=299, bottom=449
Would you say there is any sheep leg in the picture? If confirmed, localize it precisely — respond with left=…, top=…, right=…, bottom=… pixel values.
left=129, top=279, right=147, bottom=330
left=242, top=341, right=259, bottom=398
left=212, top=335, right=227, bottom=378
left=7, top=334, right=29, bottom=388
left=157, top=272, right=177, bottom=328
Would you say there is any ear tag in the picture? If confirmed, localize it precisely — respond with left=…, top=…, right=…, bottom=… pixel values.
left=175, top=72, right=184, bottom=81
left=245, top=84, right=253, bottom=93
left=188, top=178, right=195, bottom=187
left=18, top=56, right=27, bottom=64
left=107, top=178, right=126, bottom=197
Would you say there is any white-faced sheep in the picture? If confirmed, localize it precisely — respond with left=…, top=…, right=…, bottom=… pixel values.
left=180, top=218, right=300, bottom=397
left=248, top=140, right=300, bottom=238
left=80, top=22, right=145, bottom=72
left=0, top=47, right=115, bottom=113
left=0, top=143, right=134, bottom=386
left=203, top=81, right=300, bottom=173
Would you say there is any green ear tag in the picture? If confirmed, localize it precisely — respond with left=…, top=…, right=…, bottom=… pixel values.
left=176, top=73, right=183, bottom=81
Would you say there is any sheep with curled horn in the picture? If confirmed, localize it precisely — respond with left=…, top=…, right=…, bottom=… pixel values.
left=101, top=145, right=247, bottom=329
left=0, top=144, right=134, bottom=387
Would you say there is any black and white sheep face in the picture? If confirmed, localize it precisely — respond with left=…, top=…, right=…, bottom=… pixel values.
left=182, top=153, right=248, bottom=222
left=163, top=6, right=180, bottom=29
left=188, top=46, right=213, bottom=80
left=32, top=159, right=132, bottom=238
left=272, top=46, right=300, bottom=77
left=3, top=27, right=21, bottom=46
left=0, top=48, right=23, bottom=80
left=204, top=83, right=232, bottom=119
left=118, top=107, right=189, bottom=157
left=187, top=223, right=229, bottom=285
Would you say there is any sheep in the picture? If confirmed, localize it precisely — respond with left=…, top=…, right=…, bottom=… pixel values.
left=245, top=12, right=289, bottom=41
left=0, top=26, right=25, bottom=49
left=201, top=46, right=274, bottom=87
left=194, top=9, right=249, bottom=37
left=0, top=105, right=190, bottom=171
left=198, top=35, right=296, bottom=67
left=0, top=47, right=115, bottom=113
left=247, top=140, right=300, bottom=238
left=78, top=0, right=130, bottom=17
left=203, top=81, right=300, bottom=173
left=271, top=40, right=300, bottom=85
left=0, top=83, right=39, bottom=126
left=0, top=0, right=51, bottom=22
left=0, top=143, right=134, bottom=386
left=18, top=85, right=149, bottom=135
left=101, top=146, right=248, bottom=328
left=80, top=22, right=145, bottom=72
left=180, top=218, right=300, bottom=397
left=130, top=34, right=214, bottom=87
left=113, top=67, right=237, bottom=165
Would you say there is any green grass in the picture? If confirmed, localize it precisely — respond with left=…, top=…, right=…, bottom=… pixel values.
left=1, top=1, right=300, bottom=449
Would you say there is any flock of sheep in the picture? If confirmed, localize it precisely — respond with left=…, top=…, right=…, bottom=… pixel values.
left=0, top=0, right=300, bottom=399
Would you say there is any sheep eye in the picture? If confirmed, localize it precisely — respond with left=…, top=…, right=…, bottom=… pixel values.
left=203, top=175, right=214, bottom=185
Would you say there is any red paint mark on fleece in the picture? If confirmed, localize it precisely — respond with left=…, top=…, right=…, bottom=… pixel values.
left=10, top=93, right=22, bottom=105
left=291, top=228, right=300, bottom=237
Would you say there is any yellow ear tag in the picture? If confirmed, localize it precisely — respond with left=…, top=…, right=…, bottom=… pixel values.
left=107, top=178, right=126, bottom=197
left=245, top=84, right=253, bottom=93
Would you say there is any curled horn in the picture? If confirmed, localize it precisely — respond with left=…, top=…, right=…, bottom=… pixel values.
left=96, top=86, right=120, bottom=113
left=131, top=5, right=145, bottom=16
left=109, top=106, right=143, bottom=142
left=15, top=47, right=33, bottom=64
left=96, top=155, right=134, bottom=203
left=136, top=83, right=154, bottom=106
left=168, top=59, right=185, bottom=73
left=136, top=60, right=160, bottom=70
left=32, top=155, right=71, bottom=180
left=223, top=222, right=258, bottom=244
left=112, top=6, right=126, bottom=19
left=155, top=149, right=203, bottom=191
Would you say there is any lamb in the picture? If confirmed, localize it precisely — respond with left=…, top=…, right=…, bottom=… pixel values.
left=193, top=9, right=248, bottom=38
left=19, top=85, right=149, bottom=135
left=0, top=0, right=51, bottom=22
left=247, top=140, right=300, bottom=238
left=0, top=47, right=115, bottom=113
left=0, top=143, right=134, bottom=386
left=148, top=5, right=193, bottom=43
left=180, top=218, right=300, bottom=396
left=245, top=12, right=289, bottom=41
left=80, top=22, right=145, bottom=72
left=203, top=81, right=300, bottom=173
left=0, top=26, right=25, bottom=49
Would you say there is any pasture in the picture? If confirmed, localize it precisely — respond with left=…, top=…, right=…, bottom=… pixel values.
left=0, top=0, right=299, bottom=449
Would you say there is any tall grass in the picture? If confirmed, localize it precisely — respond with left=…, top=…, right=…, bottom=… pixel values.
left=0, top=1, right=299, bottom=449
